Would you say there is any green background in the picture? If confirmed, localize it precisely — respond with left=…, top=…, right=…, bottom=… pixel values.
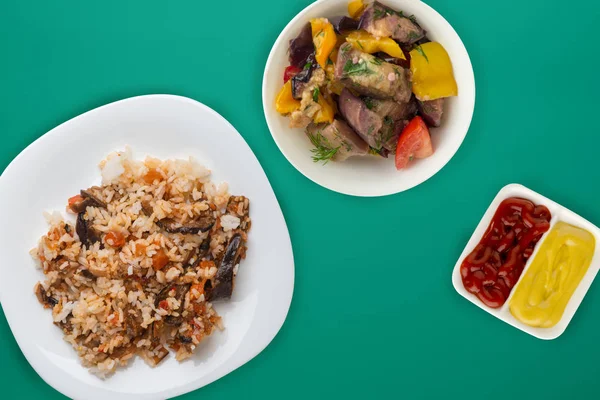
left=1, top=0, right=599, bottom=398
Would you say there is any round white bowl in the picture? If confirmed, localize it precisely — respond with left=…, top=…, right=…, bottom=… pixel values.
left=262, top=0, right=475, bottom=197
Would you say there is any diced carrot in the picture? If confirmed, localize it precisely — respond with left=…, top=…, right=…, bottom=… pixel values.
left=135, top=243, right=147, bottom=257
left=143, top=168, right=163, bottom=184
left=200, top=260, right=215, bottom=269
left=68, top=194, right=83, bottom=206
left=190, top=281, right=206, bottom=298
left=105, top=231, right=126, bottom=248
left=152, top=249, right=170, bottom=270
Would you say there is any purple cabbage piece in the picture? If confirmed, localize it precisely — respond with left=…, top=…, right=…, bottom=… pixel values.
left=289, top=23, right=315, bottom=68
left=291, top=53, right=317, bottom=100
left=328, top=16, right=359, bottom=34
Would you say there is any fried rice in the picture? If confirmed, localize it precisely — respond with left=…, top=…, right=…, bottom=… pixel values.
left=31, top=148, right=251, bottom=376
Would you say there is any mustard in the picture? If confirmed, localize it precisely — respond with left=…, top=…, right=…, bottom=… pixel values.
left=509, top=222, right=596, bottom=328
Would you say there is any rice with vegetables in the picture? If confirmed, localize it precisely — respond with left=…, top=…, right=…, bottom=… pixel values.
left=31, top=149, right=251, bottom=376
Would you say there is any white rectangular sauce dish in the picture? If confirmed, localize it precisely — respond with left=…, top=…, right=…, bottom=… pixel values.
left=452, top=183, right=600, bottom=340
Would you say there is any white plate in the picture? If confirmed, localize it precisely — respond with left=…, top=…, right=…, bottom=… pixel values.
left=452, top=183, right=600, bottom=340
left=0, top=95, right=295, bottom=399
left=262, top=0, right=475, bottom=197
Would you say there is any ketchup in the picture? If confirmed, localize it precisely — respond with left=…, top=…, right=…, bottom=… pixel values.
left=460, top=197, right=551, bottom=308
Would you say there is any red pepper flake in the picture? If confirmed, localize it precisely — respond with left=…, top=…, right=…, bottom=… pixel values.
left=158, top=300, right=169, bottom=310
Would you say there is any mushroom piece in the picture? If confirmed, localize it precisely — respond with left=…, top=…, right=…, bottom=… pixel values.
left=80, top=188, right=107, bottom=208
left=69, top=188, right=107, bottom=213
left=207, top=234, right=243, bottom=301
left=124, top=307, right=145, bottom=338
left=156, top=214, right=215, bottom=234
left=141, top=201, right=215, bottom=234
left=34, top=283, right=58, bottom=308
left=109, top=344, right=135, bottom=359
left=184, top=238, right=211, bottom=273
left=178, top=335, right=193, bottom=344
left=76, top=212, right=101, bottom=247
left=155, top=284, right=191, bottom=326
left=146, top=344, right=170, bottom=366
left=80, top=268, right=96, bottom=279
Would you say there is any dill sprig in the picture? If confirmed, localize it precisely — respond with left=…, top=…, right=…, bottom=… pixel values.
left=308, top=132, right=340, bottom=164
left=415, top=45, right=429, bottom=63
left=343, top=59, right=374, bottom=76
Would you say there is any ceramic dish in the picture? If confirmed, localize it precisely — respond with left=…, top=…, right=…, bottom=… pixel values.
left=452, top=183, right=600, bottom=340
left=0, top=95, right=295, bottom=399
left=262, top=0, right=475, bottom=196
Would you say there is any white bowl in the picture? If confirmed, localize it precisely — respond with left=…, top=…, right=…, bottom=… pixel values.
left=0, top=95, right=295, bottom=399
left=262, top=0, right=475, bottom=197
left=452, top=184, right=600, bottom=340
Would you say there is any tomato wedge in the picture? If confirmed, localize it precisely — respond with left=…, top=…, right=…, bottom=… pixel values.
left=395, top=116, right=433, bottom=170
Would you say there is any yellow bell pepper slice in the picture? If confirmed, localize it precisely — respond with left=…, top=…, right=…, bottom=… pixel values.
left=313, top=92, right=335, bottom=124
left=275, top=81, right=301, bottom=115
left=348, top=0, right=365, bottom=19
left=311, top=18, right=337, bottom=69
left=409, top=42, right=458, bottom=101
left=345, top=30, right=406, bottom=60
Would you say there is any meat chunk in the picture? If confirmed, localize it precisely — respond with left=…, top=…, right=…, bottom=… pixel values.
left=335, top=43, right=412, bottom=103
left=305, top=119, right=369, bottom=161
left=338, top=88, right=386, bottom=150
left=418, top=98, right=444, bottom=127
left=382, top=119, right=409, bottom=153
left=359, top=1, right=425, bottom=44
left=365, top=97, right=417, bottom=121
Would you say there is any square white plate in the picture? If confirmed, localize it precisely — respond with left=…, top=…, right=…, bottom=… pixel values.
left=452, top=183, right=600, bottom=339
left=0, top=95, right=295, bottom=399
